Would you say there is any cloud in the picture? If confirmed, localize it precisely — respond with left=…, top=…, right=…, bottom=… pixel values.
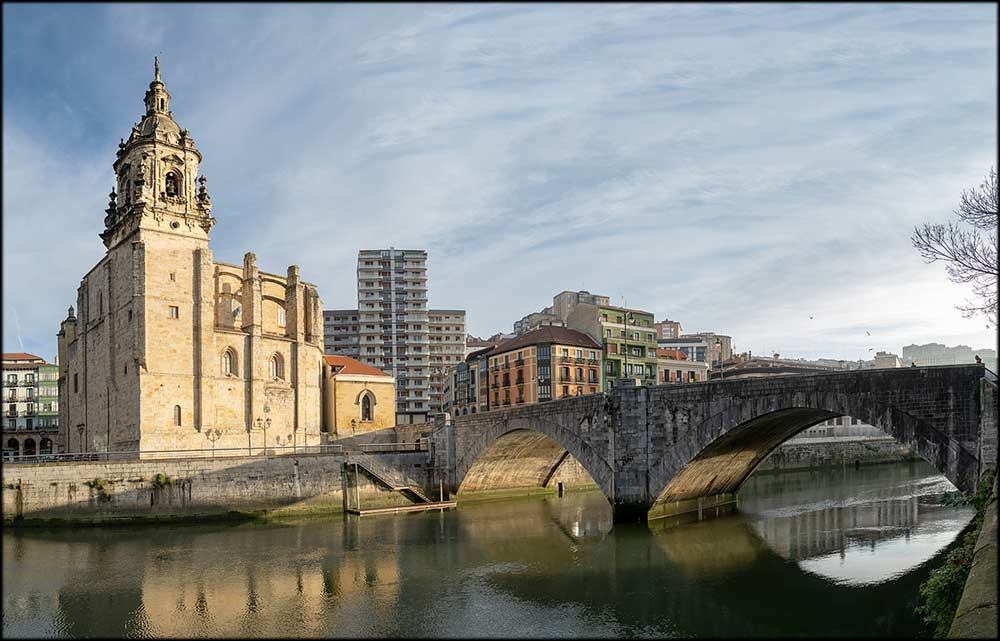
left=2, top=3, right=996, bottom=362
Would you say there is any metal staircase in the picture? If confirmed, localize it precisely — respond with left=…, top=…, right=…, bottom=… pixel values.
left=348, top=454, right=432, bottom=504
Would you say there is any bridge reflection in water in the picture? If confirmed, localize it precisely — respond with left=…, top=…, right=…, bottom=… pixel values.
left=2, top=461, right=974, bottom=638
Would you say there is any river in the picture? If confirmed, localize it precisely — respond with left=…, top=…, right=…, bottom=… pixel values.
left=2, top=460, right=974, bottom=638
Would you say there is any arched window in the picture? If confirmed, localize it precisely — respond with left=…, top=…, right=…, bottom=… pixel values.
left=165, top=173, right=178, bottom=197
left=40, top=438, right=53, bottom=455
left=222, top=349, right=238, bottom=376
left=6, top=438, right=19, bottom=459
left=174, top=405, right=182, bottom=426
left=361, top=393, right=373, bottom=422
left=270, top=353, right=284, bottom=380
left=23, top=438, right=36, bottom=457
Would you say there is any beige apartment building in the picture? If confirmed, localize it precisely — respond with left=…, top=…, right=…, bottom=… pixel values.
left=57, top=61, right=325, bottom=457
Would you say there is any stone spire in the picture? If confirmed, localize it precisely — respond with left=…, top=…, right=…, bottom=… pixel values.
left=144, top=55, right=171, bottom=116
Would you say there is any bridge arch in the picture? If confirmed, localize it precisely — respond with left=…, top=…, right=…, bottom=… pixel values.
left=649, top=383, right=981, bottom=508
left=452, top=398, right=614, bottom=500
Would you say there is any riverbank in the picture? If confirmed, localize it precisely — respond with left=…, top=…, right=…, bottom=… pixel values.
left=755, top=436, right=919, bottom=473
left=947, top=471, right=997, bottom=638
left=1, top=452, right=422, bottom=527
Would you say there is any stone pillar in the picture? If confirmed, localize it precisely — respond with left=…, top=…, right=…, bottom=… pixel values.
left=609, top=381, right=654, bottom=522
left=193, top=247, right=215, bottom=433
left=241, top=253, right=263, bottom=434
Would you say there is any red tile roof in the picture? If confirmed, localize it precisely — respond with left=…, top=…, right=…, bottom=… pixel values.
left=656, top=348, right=688, bottom=360
left=2, top=353, right=45, bottom=363
left=323, top=355, right=392, bottom=378
left=485, top=326, right=601, bottom=357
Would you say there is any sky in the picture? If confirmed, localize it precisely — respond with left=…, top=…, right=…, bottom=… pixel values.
left=2, top=3, right=997, bottom=363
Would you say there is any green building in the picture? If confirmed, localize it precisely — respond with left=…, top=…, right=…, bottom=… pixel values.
left=566, top=304, right=658, bottom=390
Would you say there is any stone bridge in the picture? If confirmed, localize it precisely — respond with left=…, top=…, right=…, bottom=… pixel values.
left=424, top=364, right=996, bottom=522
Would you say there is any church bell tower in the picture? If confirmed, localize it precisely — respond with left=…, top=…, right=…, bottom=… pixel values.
left=101, top=57, right=215, bottom=249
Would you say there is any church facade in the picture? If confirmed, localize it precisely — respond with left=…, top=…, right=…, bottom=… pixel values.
left=57, top=61, right=326, bottom=457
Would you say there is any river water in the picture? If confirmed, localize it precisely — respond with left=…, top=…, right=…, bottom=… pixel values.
left=2, top=460, right=974, bottom=638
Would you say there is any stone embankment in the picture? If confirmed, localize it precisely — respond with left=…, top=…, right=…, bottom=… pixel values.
left=2, top=449, right=431, bottom=526
left=948, top=472, right=997, bottom=639
left=755, top=437, right=918, bottom=473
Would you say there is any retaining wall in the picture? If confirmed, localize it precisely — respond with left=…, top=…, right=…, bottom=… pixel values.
left=1, top=451, right=427, bottom=526
left=948, top=472, right=997, bottom=639
left=755, top=437, right=918, bottom=473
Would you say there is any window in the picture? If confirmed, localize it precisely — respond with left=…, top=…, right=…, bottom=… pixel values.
left=73, top=373, right=78, bottom=393
left=608, top=343, right=617, bottom=354
left=169, top=305, right=179, bottom=319
left=537, top=345, right=550, bottom=359
left=575, top=349, right=583, bottom=358
left=589, top=351, right=597, bottom=360
left=576, top=386, right=583, bottom=396
left=538, top=365, right=550, bottom=380
left=222, top=349, right=238, bottom=376
left=588, top=370, right=597, bottom=383
left=277, top=308, right=286, bottom=327
left=575, top=367, right=583, bottom=381
left=561, top=348, right=569, bottom=357
left=173, top=405, right=182, bottom=426
left=169, top=272, right=176, bottom=282
left=270, top=354, right=284, bottom=379
left=606, top=361, right=613, bottom=374
left=688, top=371, right=696, bottom=382
left=562, top=385, right=569, bottom=397
left=605, top=329, right=612, bottom=338
left=361, top=394, right=373, bottom=422
left=561, top=366, right=570, bottom=379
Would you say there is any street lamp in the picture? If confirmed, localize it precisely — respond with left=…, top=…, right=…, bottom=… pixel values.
left=254, top=417, right=271, bottom=455
left=204, top=428, right=222, bottom=458
left=715, top=338, right=725, bottom=381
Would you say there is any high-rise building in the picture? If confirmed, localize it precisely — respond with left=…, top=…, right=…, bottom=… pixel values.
left=429, top=309, right=467, bottom=416
left=324, top=249, right=464, bottom=424
left=2, top=353, right=60, bottom=459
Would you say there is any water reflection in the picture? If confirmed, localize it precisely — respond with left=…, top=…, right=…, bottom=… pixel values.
left=2, top=461, right=973, bottom=638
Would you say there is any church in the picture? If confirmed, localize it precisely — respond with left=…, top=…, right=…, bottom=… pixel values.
left=57, top=60, right=327, bottom=457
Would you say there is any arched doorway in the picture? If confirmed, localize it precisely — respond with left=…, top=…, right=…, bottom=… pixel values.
left=22, top=438, right=36, bottom=457
left=5, top=438, right=18, bottom=460
left=40, top=438, right=53, bottom=455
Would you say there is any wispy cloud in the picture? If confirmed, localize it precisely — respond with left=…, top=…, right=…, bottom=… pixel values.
left=2, top=3, right=996, bottom=361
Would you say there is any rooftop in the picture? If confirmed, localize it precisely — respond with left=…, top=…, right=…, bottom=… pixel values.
left=485, top=326, right=601, bottom=356
left=323, top=355, right=392, bottom=378
left=2, top=353, right=46, bottom=363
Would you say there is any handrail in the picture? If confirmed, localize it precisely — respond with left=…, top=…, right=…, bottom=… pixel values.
left=985, top=367, right=997, bottom=384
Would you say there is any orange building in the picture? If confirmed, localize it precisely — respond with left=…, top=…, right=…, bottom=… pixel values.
left=485, top=327, right=602, bottom=409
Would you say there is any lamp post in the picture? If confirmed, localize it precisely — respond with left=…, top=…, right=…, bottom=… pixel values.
left=254, top=417, right=271, bottom=456
left=204, top=429, right=222, bottom=458
left=351, top=418, right=357, bottom=436
left=623, top=311, right=635, bottom=385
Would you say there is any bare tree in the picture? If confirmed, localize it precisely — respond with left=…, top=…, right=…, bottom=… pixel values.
left=912, top=167, right=998, bottom=328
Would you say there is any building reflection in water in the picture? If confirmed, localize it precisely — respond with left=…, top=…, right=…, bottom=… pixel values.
left=1, top=462, right=977, bottom=638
